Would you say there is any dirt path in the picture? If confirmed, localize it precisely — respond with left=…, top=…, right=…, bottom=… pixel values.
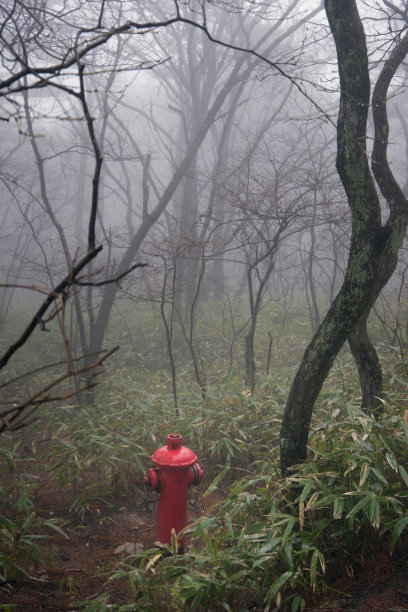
left=1, top=502, right=158, bottom=610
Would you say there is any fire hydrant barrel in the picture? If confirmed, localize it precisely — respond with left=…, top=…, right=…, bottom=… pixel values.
left=143, top=434, right=203, bottom=547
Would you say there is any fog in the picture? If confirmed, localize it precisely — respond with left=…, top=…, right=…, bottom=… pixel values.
left=0, top=0, right=407, bottom=395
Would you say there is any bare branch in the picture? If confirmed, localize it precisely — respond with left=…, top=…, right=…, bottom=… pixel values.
left=73, top=262, right=147, bottom=287
left=0, top=346, right=118, bottom=434
left=0, top=246, right=102, bottom=371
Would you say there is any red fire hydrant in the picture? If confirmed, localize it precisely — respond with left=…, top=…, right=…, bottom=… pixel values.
left=143, top=433, right=203, bottom=548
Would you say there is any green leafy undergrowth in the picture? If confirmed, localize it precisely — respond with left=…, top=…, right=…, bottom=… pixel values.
left=0, top=444, right=66, bottom=582
left=39, top=374, right=285, bottom=510
left=106, top=401, right=408, bottom=611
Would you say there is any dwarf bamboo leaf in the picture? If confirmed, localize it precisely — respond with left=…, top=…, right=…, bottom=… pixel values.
left=282, top=518, right=296, bottom=543
left=265, top=571, right=293, bottom=602
left=390, top=516, right=408, bottom=552
left=310, top=548, right=319, bottom=589
left=359, top=462, right=370, bottom=487
left=305, top=491, right=320, bottom=510
left=171, top=528, right=178, bottom=557
left=299, top=501, right=305, bottom=531
left=369, top=495, right=381, bottom=529
left=386, top=452, right=398, bottom=472
left=283, top=541, right=294, bottom=571
left=203, top=467, right=229, bottom=498
left=351, top=432, right=372, bottom=451
left=291, top=594, right=305, bottom=612
left=398, top=465, right=408, bottom=489
left=299, top=479, right=314, bottom=503
left=225, top=513, right=234, bottom=538
left=370, top=466, right=388, bottom=486
left=0, top=448, right=15, bottom=471
left=346, top=494, right=372, bottom=519
left=333, top=496, right=344, bottom=520
left=21, top=512, right=36, bottom=533
left=379, top=434, right=393, bottom=453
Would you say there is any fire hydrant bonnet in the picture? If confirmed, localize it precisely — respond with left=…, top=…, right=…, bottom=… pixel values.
left=151, top=433, right=197, bottom=468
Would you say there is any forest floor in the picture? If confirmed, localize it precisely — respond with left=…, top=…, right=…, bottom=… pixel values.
left=3, top=490, right=408, bottom=611
left=1, top=480, right=217, bottom=610
left=1, top=433, right=228, bottom=612
left=307, top=548, right=408, bottom=611
left=2, top=446, right=408, bottom=611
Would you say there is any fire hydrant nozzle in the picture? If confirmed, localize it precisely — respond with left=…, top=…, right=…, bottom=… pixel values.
left=143, top=467, right=160, bottom=491
left=143, top=433, right=203, bottom=547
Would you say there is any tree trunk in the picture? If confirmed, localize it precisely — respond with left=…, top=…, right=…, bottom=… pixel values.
left=348, top=316, right=383, bottom=417
left=174, top=168, right=199, bottom=317
left=280, top=253, right=380, bottom=473
left=245, top=325, right=256, bottom=393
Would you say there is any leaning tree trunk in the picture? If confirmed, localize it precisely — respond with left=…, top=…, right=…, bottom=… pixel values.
left=280, top=250, right=381, bottom=473
left=280, top=0, right=408, bottom=477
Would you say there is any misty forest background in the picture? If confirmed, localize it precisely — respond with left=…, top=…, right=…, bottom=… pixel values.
left=2, top=1, right=408, bottom=610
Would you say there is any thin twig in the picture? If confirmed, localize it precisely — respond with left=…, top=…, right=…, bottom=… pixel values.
left=73, top=263, right=147, bottom=287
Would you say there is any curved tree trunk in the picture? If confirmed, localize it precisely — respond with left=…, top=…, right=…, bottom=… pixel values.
left=280, top=0, right=408, bottom=477
left=280, top=256, right=381, bottom=473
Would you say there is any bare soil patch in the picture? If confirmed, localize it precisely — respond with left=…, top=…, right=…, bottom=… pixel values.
left=308, top=547, right=408, bottom=612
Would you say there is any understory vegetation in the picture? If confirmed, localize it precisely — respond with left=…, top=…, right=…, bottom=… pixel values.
left=1, top=296, right=408, bottom=610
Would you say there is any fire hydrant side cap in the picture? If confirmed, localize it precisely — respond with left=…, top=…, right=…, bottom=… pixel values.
left=151, top=433, right=198, bottom=468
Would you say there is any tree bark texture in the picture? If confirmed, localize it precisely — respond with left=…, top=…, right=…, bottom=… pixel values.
left=348, top=316, right=383, bottom=415
left=280, top=0, right=408, bottom=476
